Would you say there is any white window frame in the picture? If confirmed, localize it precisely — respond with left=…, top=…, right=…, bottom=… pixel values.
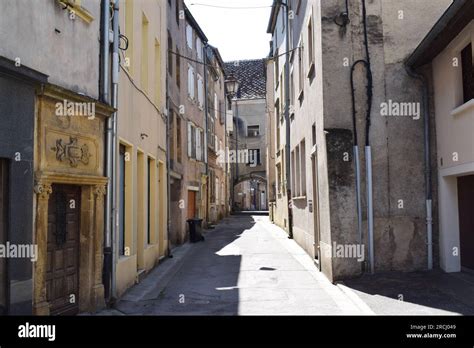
left=196, top=38, right=202, bottom=60
left=197, top=74, right=204, bottom=107
left=186, top=24, right=193, bottom=50
left=188, top=65, right=195, bottom=99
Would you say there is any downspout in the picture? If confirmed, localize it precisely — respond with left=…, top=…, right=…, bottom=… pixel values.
left=406, top=66, right=433, bottom=270
left=348, top=0, right=374, bottom=273
left=165, top=101, right=172, bottom=257
left=283, top=0, right=293, bottom=238
left=101, top=0, right=112, bottom=302
left=203, top=43, right=209, bottom=224
left=362, top=0, right=374, bottom=275
left=111, top=0, right=120, bottom=296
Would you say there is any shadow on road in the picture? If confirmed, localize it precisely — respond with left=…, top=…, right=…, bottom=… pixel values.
left=343, top=270, right=474, bottom=315
left=146, top=215, right=258, bottom=315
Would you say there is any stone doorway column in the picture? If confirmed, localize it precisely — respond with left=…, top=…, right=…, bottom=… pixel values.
left=33, top=182, right=52, bottom=315
left=92, top=184, right=106, bottom=311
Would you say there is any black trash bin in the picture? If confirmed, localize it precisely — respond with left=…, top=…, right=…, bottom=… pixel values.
left=187, top=218, right=205, bottom=243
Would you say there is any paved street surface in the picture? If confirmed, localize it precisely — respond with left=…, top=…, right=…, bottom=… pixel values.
left=107, top=214, right=473, bottom=316
left=113, top=214, right=366, bottom=315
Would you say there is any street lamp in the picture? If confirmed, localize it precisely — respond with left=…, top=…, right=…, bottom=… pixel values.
left=225, top=74, right=240, bottom=212
left=224, top=74, right=240, bottom=99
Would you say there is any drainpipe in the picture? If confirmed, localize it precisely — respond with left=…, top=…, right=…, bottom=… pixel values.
left=348, top=0, right=374, bottom=273
left=362, top=0, right=374, bottom=275
left=101, top=0, right=112, bottom=302
left=203, top=43, right=209, bottom=223
left=282, top=0, right=293, bottom=238
left=165, top=100, right=172, bottom=257
left=110, top=0, right=120, bottom=297
left=406, top=66, right=433, bottom=270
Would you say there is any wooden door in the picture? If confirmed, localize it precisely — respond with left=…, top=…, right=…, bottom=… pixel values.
left=46, top=185, right=81, bottom=315
left=0, top=159, right=8, bottom=314
left=187, top=191, right=196, bottom=219
left=458, top=175, right=474, bottom=270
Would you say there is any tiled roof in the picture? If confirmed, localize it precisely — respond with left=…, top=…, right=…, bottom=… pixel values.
left=224, top=59, right=267, bottom=100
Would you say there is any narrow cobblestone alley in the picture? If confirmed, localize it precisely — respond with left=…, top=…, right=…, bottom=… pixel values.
left=113, top=215, right=365, bottom=315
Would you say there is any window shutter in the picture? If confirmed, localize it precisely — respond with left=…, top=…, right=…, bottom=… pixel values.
left=196, top=128, right=202, bottom=161
left=187, top=122, right=192, bottom=157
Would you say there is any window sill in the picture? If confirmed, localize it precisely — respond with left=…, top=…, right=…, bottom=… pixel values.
left=451, top=98, right=474, bottom=117
left=292, top=196, right=307, bottom=201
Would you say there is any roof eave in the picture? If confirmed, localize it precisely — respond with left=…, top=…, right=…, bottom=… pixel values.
left=406, top=0, right=473, bottom=69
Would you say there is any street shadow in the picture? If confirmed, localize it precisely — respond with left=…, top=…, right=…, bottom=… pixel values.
left=149, top=215, right=258, bottom=315
left=343, top=270, right=474, bottom=315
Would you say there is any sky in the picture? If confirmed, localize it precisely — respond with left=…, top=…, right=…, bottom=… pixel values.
left=184, top=0, right=273, bottom=62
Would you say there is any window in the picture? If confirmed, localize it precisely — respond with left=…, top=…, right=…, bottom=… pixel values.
left=197, top=38, right=203, bottom=60
left=186, top=24, right=193, bottom=50
left=215, top=176, right=219, bottom=204
left=119, top=145, right=127, bottom=256
left=187, top=122, right=194, bottom=158
left=210, top=170, right=216, bottom=203
left=176, top=46, right=181, bottom=89
left=187, top=65, right=195, bottom=99
left=176, top=116, right=182, bottom=163
left=291, top=150, right=296, bottom=193
left=275, top=102, right=280, bottom=151
left=209, top=115, right=215, bottom=149
left=169, top=112, right=175, bottom=161
left=219, top=101, right=225, bottom=124
left=295, top=145, right=300, bottom=197
left=196, top=128, right=202, bottom=161
left=197, top=74, right=204, bottom=107
left=312, top=123, right=316, bottom=146
left=280, top=63, right=285, bottom=108
left=248, top=149, right=261, bottom=166
left=141, top=13, right=149, bottom=92
left=290, top=67, right=295, bottom=114
left=125, top=0, right=134, bottom=73
left=155, top=39, right=162, bottom=104
left=247, top=125, right=260, bottom=137
left=276, top=163, right=282, bottom=194
left=214, top=93, right=218, bottom=119
left=167, top=32, right=173, bottom=76
left=461, top=43, right=473, bottom=104
left=300, top=139, right=306, bottom=196
left=298, top=39, right=304, bottom=99
left=307, top=14, right=315, bottom=72
left=147, top=157, right=152, bottom=244
left=274, top=48, right=279, bottom=90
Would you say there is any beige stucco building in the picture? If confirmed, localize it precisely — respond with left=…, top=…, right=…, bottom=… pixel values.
left=115, top=0, right=168, bottom=297
left=407, top=0, right=474, bottom=273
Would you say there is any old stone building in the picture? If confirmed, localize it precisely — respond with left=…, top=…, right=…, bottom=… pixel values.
left=167, top=1, right=208, bottom=245
left=206, top=46, right=229, bottom=224
left=225, top=59, right=268, bottom=212
left=267, top=0, right=452, bottom=281
left=0, top=0, right=114, bottom=314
